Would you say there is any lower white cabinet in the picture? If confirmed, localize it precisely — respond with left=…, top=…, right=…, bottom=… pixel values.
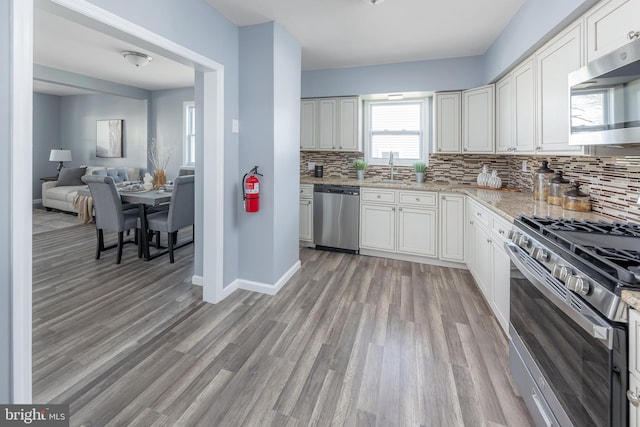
left=630, top=372, right=640, bottom=427
left=360, top=188, right=438, bottom=259
left=630, top=309, right=640, bottom=424
left=439, top=193, right=465, bottom=262
left=360, top=203, right=396, bottom=251
left=398, top=206, right=437, bottom=257
left=467, top=197, right=512, bottom=334
left=299, top=184, right=314, bottom=245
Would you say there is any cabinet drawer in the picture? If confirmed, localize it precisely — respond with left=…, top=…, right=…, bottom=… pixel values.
left=300, top=184, right=313, bottom=199
left=468, top=200, right=490, bottom=228
left=398, top=190, right=437, bottom=207
left=361, top=188, right=396, bottom=204
left=491, top=215, right=512, bottom=243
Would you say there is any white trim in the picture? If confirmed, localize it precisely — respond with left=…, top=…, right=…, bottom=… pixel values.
left=202, top=70, right=225, bottom=304
left=221, top=280, right=239, bottom=299
left=32, top=199, right=42, bottom=205
left=183, top=101, right=195, bottom=166
left=236, top=261, right=301, bottom=296
left=359, top=249, right=468, bottom=270
left=11, top=0, right=34, bottom=404
left=191, top=275, right=203, bottom=286
left=11, top=0, right=227, bottom=402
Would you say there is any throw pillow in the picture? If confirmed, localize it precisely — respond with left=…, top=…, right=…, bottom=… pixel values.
left=92, top=169, right=108, bottom=176
left=56, top=167, right=87, bottom=187
left=116, top=168, right=129, bottom=182
left=106, top=169, right=124, bottom=184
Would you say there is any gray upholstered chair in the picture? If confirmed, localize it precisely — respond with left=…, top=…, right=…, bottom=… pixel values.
left=145, top=175, right=194, bottom=263
left=81, top=175, right=140, bottom=264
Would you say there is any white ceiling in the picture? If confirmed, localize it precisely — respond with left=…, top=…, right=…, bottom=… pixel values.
left=205, top=0, right=526, bottom=70
left=34, top=7, right=194, bottom=96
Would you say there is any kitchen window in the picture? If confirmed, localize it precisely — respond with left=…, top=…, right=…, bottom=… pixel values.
left=364, top=98, right=429, bottom=166
left=184, top=101, right=195, bottom=165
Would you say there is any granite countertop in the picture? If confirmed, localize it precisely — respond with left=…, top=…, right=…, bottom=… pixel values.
left=622, top=291, right=640, bottom=311
left=301, top=176, right=609, bottom=223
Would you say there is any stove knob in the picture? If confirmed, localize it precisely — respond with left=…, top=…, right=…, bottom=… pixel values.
left=531, top=247, right=550, bottom=262
left=517, top=235, right=531, bottom=249
left=567, top=275, right=590, bottom=296
left=508, top=230, right=516, bottom=240
left=552, top=264, right=570, bottom=282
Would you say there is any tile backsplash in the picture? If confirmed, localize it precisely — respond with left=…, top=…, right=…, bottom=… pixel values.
left=300, top=151, right=640, bottom=222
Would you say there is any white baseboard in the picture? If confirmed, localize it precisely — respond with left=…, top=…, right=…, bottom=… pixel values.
left=191, top=275, right=203, bottom=286
left=359, top=249, right=468, bottom=270
left=222, top=280, right=239, bottom=299
left=236, top=260, right=301, bottom=296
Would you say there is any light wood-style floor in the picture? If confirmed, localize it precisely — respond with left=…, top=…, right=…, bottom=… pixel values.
left=33, top=222, right=534, bottom=427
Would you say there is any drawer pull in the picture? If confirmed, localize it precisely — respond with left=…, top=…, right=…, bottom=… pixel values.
left=499, top=229, right=505, bottom=235
left=377, top=195, right=381, bottom=199
left=476, top=212, right=481, bottom=217
left=415, top=198, right=420, bottom=201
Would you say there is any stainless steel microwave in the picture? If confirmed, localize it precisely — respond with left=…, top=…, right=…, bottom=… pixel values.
left=569, top=38, right=640, bottom=147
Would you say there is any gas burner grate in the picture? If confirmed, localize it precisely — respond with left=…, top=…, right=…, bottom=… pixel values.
left=523, top=216, right=640, bottom=237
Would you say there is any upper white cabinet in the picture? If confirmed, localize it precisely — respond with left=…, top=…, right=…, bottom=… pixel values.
left=462, top=85, right=495, bottom=153
left=513, top=58, right=536, bottom=154
left=495, top=74, right=513, bottom=154
left=434, top=92, right=462, bottom=153
left=535, top=22, right=584, bottom=154
left=300, top=100, right=317, bottom=150
left=300, top=96, right=361, bottom=151
left=585, top=0, right=640, bottom=63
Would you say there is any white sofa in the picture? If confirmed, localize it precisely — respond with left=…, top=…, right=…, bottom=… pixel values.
left=42, top=166, right=141, bottom=213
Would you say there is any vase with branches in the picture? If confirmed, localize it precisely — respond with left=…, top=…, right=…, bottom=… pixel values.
left=149, top=137, right=172, bottom=189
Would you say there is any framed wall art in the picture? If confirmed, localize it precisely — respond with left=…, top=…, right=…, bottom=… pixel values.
left=96, top=119, right=124, bottom=158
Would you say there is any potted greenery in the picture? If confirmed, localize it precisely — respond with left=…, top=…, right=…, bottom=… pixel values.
left=353, top=159, right=367, bottom=180
left=413, top=161, right=426, bottom=183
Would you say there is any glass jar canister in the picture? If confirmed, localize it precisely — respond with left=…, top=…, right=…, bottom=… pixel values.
left=547, top=171, right=570, bottom=206
left=562, top=182, right=591, bottom=212
left=534, top=160, right=554, bottom=202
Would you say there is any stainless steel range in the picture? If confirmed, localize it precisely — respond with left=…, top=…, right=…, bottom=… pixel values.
left=506, top=216, right=634, bottom=427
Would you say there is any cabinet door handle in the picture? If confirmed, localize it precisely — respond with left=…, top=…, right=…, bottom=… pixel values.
left=469, top=220, right=474, bottom=225
left=392, top=207, right=396, bottom=211
left=499, top=229, right=505, bottom=235
left=476, top=212, right=481, bottom=217
left=487, top=238, right=492, bottom=243
left=437, top=147, right=442, bottom=151
left=463, top=147, right=468, bottom=151
left=398, top=207, right=402, bottom=211
left=308, top=201, right=311, bottom=205
left=339, top=146, right=343, bottom=149
left=628, top=30, right=640, bottom=40
left=441, top=196, right=445, bottom=200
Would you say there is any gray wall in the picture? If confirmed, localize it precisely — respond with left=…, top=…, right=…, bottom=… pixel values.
left=59, top=94, right=148, bottom=175
left=238, top=22, right=301, bottom=285
left=33, top=93, right=61, bottom=199
left=149, top=87, right=194, bottom=180
left=1, top=0, right=11, bottom=405
left=302, top=0, right=599, bottom=98
left=272, top=24, right=301, bottom=281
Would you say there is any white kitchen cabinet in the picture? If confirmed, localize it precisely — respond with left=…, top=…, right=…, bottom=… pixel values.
left=397, top=206, right=437, bottom=257
left=630, top=308, right=640, bottom=424
left=300, top=96, right=361, bottom=151
left=299, top=184, right=314, bottom=245
left=466, top=197, right=513, bottom=334
left=462, top=85, right=495, bottom=153
left=495, top=74, right=514, bottom=154
left=630, top=370, right=640, bottom=427
left=360, top=188, right=438, bottom=259
left=434, top=91, right=462, bottom=153
left=536, top=22, right=584, bottom=154
left=300, top=100, right=317, bottom=150
left=585, top=0, right=640, bottom=63
left=337, top=97, right=360, bottom=151
left=318, top=98, right=337, bottom=150
left=360, top=203, right=396, bottom=251
left=439, top=193, right=465, bottom=262
left=513, top=58, right=536, bottom=154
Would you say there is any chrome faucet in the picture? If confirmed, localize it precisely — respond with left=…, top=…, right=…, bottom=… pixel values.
left=388, top=152, right=395, bottom=181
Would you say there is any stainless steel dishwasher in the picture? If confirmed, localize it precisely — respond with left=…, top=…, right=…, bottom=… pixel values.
left=313, top=184, right=359, bottom=252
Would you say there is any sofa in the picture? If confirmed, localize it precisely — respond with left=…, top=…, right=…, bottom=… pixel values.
left=42, top=166, right=141, bottom=213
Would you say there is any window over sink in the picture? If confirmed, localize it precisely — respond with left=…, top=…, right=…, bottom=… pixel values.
left=364, top=98, right=430, bottom=166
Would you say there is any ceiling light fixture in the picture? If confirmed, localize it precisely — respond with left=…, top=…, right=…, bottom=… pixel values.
left=362, top=0, right=384, bottom=4
left=121, top=51, right=152, bottom=68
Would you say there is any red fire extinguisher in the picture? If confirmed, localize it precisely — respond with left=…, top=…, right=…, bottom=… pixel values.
left=243, top=166, right=262, bottom=213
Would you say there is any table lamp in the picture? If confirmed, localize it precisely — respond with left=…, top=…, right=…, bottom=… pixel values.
left=49, top=149, right=72, bottom=176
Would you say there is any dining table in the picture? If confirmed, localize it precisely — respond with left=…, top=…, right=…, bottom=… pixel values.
left=78, top=187, right=172, bottom=261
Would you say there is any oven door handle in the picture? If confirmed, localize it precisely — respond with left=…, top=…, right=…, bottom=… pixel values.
left=505, top=242, right=614, bottom=350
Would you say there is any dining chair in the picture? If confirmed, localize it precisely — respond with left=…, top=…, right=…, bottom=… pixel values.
left=81, top=175, right=140, bottom=264
left=145, top=175, right=194, bottom=263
